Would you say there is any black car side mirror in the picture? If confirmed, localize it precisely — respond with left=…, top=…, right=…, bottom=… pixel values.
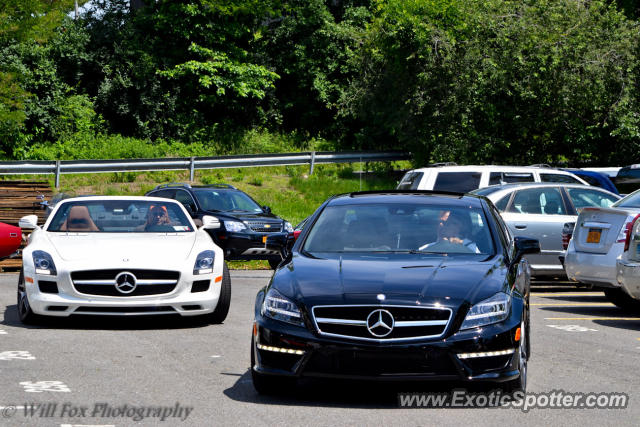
left=513, top=236, right=540, bottom=263
left=263, top=205, right=271, bottom=214
left=266, top=234, right=294, bottom=260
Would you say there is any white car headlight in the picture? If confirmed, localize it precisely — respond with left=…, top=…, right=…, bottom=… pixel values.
left=261, top=288, right=303, bottom=326
left=224, top=221, right=247, bottom=232
left=32, top=250, right=57, bottom=276
left=460, top=292, right=511, bottom=330
left=193, top=250, right=215, bottom=275
left=284, top=221, right=293, bottom=233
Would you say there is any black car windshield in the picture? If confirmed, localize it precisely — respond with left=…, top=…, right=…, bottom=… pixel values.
left=303, top=203, right=495, bottom=254
left=614, top=188, right=640, bottom=208
left=47, top=200, right=193, bottom=233
left=193, top=189, right=263, bottom=213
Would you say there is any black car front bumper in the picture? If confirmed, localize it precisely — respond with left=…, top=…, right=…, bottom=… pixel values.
left=252, top=312, right=523, bottom=382
left=210, top=231, right=290, bottom=262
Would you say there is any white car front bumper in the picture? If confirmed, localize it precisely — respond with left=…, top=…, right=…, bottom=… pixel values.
left=25, top=268, right=222, bottom=317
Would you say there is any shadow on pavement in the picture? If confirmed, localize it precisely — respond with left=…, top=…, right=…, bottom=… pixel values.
left=2, top=304, right=215, bottom=331
left=223, top=370, right=503, bottom=408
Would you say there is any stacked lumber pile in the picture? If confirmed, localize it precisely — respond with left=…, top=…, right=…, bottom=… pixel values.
left=0, top=181, right=52, bottom=272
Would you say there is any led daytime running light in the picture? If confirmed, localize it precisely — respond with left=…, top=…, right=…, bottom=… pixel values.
left=257, top=344, right=304, bottom=355
left=457, top=349, right=515, bottom=359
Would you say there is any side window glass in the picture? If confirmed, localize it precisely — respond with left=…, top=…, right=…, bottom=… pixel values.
left=510, top=188, right=566, bottom=215
left=397, top=172, right=424, bottom=190
left=494, top=195, right=510, bottom=212
left=433, top=172, right=481, bottom=192
left=489, top=172, right=534, bottom=185
left=150, top=189, right=175, bottom=199
left=567, top=188, right=618, bottom=210
left=175, top=190, right=197, bottom=212
left=540, top=173, right=581, bottom=184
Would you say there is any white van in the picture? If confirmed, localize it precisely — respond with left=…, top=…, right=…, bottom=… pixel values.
left=397, top=165, right=588, bottom=193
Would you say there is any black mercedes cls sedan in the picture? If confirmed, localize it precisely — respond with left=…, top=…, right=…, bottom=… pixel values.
left=251, top=190, right=540, bottom=393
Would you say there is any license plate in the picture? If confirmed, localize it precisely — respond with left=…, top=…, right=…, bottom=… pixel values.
left=586, top=228, right=602, bottom=244
left=262, top=236, right=267, bottom=244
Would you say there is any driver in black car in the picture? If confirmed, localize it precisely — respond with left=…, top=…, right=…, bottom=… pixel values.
left=419, top=210, right=480, bottom=253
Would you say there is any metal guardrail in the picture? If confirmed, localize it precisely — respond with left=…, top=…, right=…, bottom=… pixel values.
left=0, top=151, right=410, bottom=188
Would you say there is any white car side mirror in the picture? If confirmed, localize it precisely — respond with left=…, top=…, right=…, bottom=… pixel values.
left=19, top=215, right=39, bottom=230
left=201, top=215, right=220, bottom=230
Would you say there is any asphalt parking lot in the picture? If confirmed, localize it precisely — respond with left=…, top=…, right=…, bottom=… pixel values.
left=1, top=271, right=639, bottom=426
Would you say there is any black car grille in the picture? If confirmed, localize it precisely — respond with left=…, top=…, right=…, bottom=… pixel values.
left=245, top=221, right=282, bottom=233
left=70, top=269, right=179, bottom=297
left=312, top=305, right=452, bottom=342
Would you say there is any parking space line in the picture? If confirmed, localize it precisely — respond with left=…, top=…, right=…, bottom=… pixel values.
left=531, top=293, right=604, bottom=296
left=531, top=303, right=612, bottom=306
left=0, top=329, right=7, bottom=334
left=544, top=317, right=640, bottom=321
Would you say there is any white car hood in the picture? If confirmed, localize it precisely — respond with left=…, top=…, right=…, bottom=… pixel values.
left=47, top=233, right=197, bottom=263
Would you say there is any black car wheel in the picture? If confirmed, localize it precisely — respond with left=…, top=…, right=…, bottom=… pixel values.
left=208, top=263, right=231, bottom=324
left=503, top=320, right=527, bottom=393
left=250, top=336, right=295, bottom=394
left=17, top=270, right=41, bottom=325
left=603, top=288, right=640, bottom=311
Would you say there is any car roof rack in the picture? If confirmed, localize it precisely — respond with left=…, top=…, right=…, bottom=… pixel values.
left=153, top=182, right=192, bottom=190
left=193, top=183, right=236, bottom=189
left=528, top=163, right=552, bottom=168
left=428, top=162, right=458, bottom=167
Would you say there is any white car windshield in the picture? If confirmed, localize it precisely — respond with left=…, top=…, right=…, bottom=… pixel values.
left=47, top=200, right=194, bottom=233
left=303, top=203, right=494, bottom=254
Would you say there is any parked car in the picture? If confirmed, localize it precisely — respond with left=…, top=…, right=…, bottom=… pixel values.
left=565, top=188, right=640, bottom=309
left=17, top=196, right=230, bottom=324
left=613, top=165, right=640, bottom=195
left=250, top=190, right=539, bottom=393
left=145, top=183, right=293, bottom=269
left=561, top=169, right=619, bottom=195
left=0, top=222, right=22, bottom=258
left=397, top=165, right=587, bottom=193
left=471, top=183, right=620, bottom=277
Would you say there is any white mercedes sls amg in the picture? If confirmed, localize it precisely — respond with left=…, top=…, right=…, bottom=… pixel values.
left=17, top=196, right=230, bottom=324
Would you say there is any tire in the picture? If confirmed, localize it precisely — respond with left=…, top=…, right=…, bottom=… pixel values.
left=603, top=288, right=640, bottom=311
left=268, top=258, right=281, bottom=270
left=17, top=270, right=42, bottom=325
left=250, top=336, right=295, bottom=394
left=502, top=320, right=527, bottom=393
left=208, top=263, right=231, bottom=324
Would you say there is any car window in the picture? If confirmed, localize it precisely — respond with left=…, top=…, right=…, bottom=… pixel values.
left=566, top=188, right=618, bottom=210
left=615, top=188, right=640, bottom=208
left=494, top=195, right=510, bottom=212
left=397, top=171, right=424, bottom=190
left=509, top=188, right=567, bottom=215
left=149, top=189, right=175, bottom=199
left=540, top=173, right=581, bottom=184
left=433, top=172, right=481, bottom=192
left=303, top=203, right=494, bottom=254
left=488, top=172, right=534, bottom=185
left=175, top=190, right=197, bottom=212
left=193, top=189, right=263, bottom=213
left=47, top=200, right=193, bottom=233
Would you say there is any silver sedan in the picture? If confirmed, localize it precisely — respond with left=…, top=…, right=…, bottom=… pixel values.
left=471, top=183, right=620, bottom=277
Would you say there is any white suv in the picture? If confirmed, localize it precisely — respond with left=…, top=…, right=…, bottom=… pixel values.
left=397, top=165, right=588, bottom=193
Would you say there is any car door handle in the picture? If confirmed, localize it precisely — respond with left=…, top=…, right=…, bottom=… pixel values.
left=515, top=224, right=527, bottom=229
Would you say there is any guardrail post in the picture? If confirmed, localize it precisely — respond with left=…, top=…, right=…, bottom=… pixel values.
left=55, top=160, right=61, bottom=189
left=189, top=157, right=195, bottom=182
left=309, top=151, right=316, bottom=175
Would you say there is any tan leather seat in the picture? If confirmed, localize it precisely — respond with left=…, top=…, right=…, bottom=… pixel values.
left=60, top=206, right=100, bottom=231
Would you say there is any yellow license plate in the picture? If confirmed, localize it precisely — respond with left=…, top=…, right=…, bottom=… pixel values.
left=586, top=229, right=602, bottom=244
left=262, top=236, right=267, bottom=244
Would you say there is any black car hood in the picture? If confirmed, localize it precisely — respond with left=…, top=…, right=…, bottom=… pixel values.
left=273, top=253, right=508, bottom=309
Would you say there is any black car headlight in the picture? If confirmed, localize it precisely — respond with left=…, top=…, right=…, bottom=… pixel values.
left=284, top=221, right=294, bottom=233
left=460, top=292, right=511, bottom=330
left=261, top=288, right=303, bottom=326
left=32, top=250, right=57, bottom=276
left=193, top=250, right=215, bottom=275
left=223, top=221, right=247, bottom=232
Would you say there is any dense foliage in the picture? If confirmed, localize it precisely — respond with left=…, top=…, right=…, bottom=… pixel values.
left=1, top=0, right=640, bottom=166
